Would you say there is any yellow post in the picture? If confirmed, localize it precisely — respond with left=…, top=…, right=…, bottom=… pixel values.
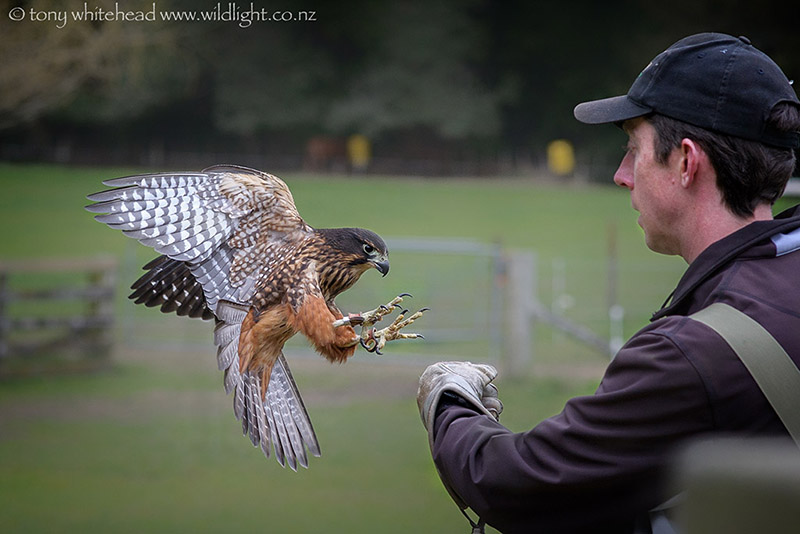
left=546, top=139, right=575, bottom=176
left=347, top=134, right=371, bottom=173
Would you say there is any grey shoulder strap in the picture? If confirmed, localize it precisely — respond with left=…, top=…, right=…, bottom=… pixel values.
left=690, top=302, right=800, bottom=448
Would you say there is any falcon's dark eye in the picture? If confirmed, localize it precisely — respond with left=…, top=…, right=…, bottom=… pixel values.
left=362, top=243, right=375, bottom=255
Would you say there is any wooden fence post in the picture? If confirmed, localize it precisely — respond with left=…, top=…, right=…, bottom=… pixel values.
left=677, top=438, right=800, bottom=533
left=86, top=257, right=117, bottom=360
left=0, top=270, right=8, bottom=359
left=506, top=250, right=535, bottom=376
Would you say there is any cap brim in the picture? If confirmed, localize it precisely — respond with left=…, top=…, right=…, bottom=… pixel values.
left=574, top=95, right=652, bottom=125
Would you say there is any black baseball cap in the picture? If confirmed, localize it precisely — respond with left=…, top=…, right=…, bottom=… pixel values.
left=574, top=33, right=800, bottom=149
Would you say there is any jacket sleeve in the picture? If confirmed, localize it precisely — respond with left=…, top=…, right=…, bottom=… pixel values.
left=431, top=325, right=714, bottom=533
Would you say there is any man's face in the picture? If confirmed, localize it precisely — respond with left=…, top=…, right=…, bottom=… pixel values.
left=614, top=118, right=684, bottom=256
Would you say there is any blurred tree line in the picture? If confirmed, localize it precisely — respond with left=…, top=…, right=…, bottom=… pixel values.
left=1, top=0, right=798, bottom=178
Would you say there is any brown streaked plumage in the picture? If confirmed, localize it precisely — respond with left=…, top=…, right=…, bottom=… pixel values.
left=85, top=164, right=391, bottom=470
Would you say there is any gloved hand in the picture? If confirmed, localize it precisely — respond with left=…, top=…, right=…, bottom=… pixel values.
left=417, top=361, right=503, bottom=449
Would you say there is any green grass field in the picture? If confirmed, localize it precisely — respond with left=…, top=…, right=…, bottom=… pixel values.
left=1, top=163, right=795, bottom=533
left=0, top=162, right=658, bottom=259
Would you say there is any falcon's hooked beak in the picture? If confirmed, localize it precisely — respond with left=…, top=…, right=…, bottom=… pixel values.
left=373, top=256, right=390, bottom=277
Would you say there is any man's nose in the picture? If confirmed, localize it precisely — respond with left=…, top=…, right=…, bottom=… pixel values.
left=613, top=154, right=633, bottom=189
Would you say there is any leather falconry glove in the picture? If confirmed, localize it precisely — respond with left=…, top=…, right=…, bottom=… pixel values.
left=417, top=361, right=503, bottom=451
left=417, top=361, right=503, bottom=533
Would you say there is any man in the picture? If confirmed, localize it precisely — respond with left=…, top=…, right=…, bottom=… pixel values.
left=417, top=33, right=800, bottom=533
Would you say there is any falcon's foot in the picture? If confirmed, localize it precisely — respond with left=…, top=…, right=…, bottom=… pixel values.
left=360, top=307, right=428, bottom=355
left=332, top=293, right=409, bottom=329
left=332, top=294, right=428, bottom=354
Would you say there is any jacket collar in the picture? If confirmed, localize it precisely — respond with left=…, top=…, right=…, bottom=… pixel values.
left=651, top=204, right=800, bottom=320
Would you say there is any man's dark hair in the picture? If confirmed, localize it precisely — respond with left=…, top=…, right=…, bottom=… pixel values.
left=647, top=103, right=800, bottom=218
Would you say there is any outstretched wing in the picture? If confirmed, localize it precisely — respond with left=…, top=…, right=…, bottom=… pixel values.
left=86, top=164, right=321, bottom=468
left=86, top=164, right=311, bottom=312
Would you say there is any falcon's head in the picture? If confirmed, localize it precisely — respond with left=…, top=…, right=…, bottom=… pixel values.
left=316, top=227, right=390, bottom=281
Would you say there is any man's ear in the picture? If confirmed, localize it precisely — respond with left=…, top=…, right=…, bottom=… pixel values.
left=679, top=138, right=704, bottom=188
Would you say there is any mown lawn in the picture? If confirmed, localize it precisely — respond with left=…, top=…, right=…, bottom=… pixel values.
left=0, top=346, right=596, bottom=533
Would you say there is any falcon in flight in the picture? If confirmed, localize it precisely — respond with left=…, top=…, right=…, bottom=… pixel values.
left=86, top=165, right=425, bottom=470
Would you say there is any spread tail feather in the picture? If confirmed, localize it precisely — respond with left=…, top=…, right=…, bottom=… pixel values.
left=215, top=301, right=320, bottom=469
left=234, top=356, right=320, bottom=470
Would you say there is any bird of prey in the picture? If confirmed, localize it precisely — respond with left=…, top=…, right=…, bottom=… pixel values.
left=86, top=164, right=426, bottom=470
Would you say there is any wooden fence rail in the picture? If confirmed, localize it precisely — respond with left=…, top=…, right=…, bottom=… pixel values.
left=0, top=257, right=117, bottom=370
